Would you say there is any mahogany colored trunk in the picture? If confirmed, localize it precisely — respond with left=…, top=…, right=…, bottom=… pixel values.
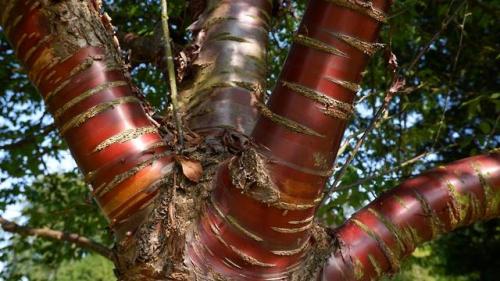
left=0, top=0, right=174, bottom=234
left=186, top=0, right=392, bottom=279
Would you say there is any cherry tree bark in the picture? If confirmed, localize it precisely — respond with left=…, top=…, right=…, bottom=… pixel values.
left=179, top=0, right=272, bottom=135
left=323, top=153, right=500, bottom=280
left=1, top=0, right=499, bottom=281
left=0, top=0, right=175, bottom=236
left=186, top=0, right=391, bottom=279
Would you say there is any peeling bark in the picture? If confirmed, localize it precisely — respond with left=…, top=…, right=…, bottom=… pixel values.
left=322, top=153, right=500, bottom=281
left=186, top=0, right=392, bottom=279
left=0, top=0, right=174, bottom=233
left=2, top=1, right=499, bottom=281
left=179, top=0, right=272, bottom=135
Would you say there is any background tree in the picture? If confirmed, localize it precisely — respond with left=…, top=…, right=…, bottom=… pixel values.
left=0, top=0, right=498, bottom=280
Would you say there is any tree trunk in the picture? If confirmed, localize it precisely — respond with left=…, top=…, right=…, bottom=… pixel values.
left=0, top=0, right=175, bottom=236
left=1, top=0, right=499, bottom=280
left=185, top=0, right=390, bottom=279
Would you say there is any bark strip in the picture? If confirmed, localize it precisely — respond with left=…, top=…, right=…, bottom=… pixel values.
left=325, top=0, right=388, bottom=22
left=293, top=34, right=348, bottom=57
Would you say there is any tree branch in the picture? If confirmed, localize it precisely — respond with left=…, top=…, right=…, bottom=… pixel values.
left=0, top=124, right=56, bottom=151
left=321, top=152, right=500, bottom=281
left=118, top=26, right=197, bottom=84
left=179, top=0, right=272, bottom=135
left=0, top=0, right=175, bottom=231
left=117, top=29, right=164, bottom=68
left=161, top=0, right=183, bottom=147
left=0, top=216, right=115, bottom=263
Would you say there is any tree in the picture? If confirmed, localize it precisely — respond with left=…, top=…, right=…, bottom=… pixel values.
left=0, top=0, right=498, bottom=280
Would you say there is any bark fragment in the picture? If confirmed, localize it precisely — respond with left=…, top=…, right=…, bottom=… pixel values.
left=228, top=148, right=280, bottom=204
left=293, top=34, right=348, bottom=57
left=325, top=0, right=387, bottom=22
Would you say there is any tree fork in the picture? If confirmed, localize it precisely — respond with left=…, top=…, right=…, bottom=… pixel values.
left=187, top=0, right=392, bottom=279
left=0, top=0, right=175, bottom=234
left=2, top=0, right=500, bottom=281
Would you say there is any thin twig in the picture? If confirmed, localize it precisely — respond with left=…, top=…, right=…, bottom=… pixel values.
left=161, top=0, right=183, bottom=147
left=321, top=93, right=393, bottom=206
left=406, top=0, right=467, bottom=73
left=321, top=45, right=406, bottom=206
left=0, top=216, right=115, bottom=263
left=484, top=115, right=499, bottom=150
left=328, top=143, right=457, bottom=197
left=452, top=5, right=470, bottom=71
left=430, top=4, right=469, bottom=151
left=334, top=151, right=430, bottom=191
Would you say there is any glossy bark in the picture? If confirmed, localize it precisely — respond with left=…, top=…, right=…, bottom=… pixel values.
left=2, top=0, right=500, bottom=280
left=0, top=0, right=174, bottom=232
left=323, top=153, right=500, bottom=280
left=179, top=0, right=272, bottom=135
left=187, top=0, right=392, bottom=279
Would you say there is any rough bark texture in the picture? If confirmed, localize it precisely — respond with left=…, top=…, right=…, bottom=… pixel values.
left=2, top=1, right=500, bottom=281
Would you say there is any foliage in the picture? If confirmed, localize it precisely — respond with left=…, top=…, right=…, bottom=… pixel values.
left=53, top=254, right=115, bottom=281
left=0, top=173, right=110, bottom=280
left=1, top=254, right=115, bottom=281
left=0, top=0, right=499, bottom=280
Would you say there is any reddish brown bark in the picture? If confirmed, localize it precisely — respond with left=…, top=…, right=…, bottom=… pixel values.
left=2, top=0, right=500, bottom=280
left=179, top=0, right=272, bottom=135
left=187, top=0, right=392, bottom=279
left=0, top=0, right=174, bottom=233
left=322, top=152, right=500, bottom=280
